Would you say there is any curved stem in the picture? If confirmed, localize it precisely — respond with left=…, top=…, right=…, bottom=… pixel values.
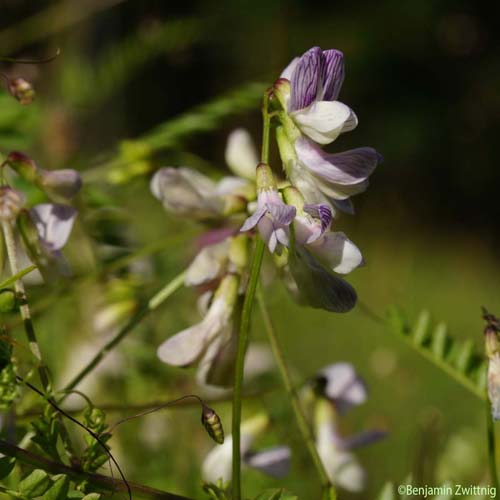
left=0, top=439, right=193, bottom=500
left=231, top=90, right=271, bottom=500
left=486, top=398, right=499, bottom=490
left=257, top=290, right=337, bottom=500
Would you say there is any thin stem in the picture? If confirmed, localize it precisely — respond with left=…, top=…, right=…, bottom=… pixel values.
left=1, top=221, right=49, bottom=387
left=17, top=376, right=132, bottom=500
left=231, top=90, right=271, bottom=500
left=231, top=239, right=264, bottom=500
left=60, top=270, right=186, bottom=398
left=257, top=290, right=337, bottom=500
left=0, top=439, right=193, bottom=500
left=486, top=398, right=499, bottom=490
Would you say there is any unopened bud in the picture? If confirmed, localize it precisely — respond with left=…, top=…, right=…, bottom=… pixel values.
left=282, top=186, right=306, bottom=212
left=0, top=187, right=25, bottom=221
left=38, top=169, right=82, bottom=200
left=273, top=78, right=291, bottom=111
left=228, top=234, right=249, bottom=270
left=255, top=163, right=277, bottom=193
left=5, top=151, right=38, bottom=183
left=8, top=77, right=35, bottom=105
left=222, top=194, right=246, bottom=216
left=486, top=328, right=500, bottom=358
left=201, top=405, right=224, bottom=444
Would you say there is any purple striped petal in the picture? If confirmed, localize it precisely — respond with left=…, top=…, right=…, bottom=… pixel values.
left=290, top=47, right=322, bottom=112
left=267, top=203, right=296, bottom=226
left=320, top=50, right=345, bottom=101
left=304, top=204, right=332, bottom=233
left=296, top=138, right=381, bottom=186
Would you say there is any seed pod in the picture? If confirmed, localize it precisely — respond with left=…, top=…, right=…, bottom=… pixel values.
left=201, top=405, right=224, bottom=444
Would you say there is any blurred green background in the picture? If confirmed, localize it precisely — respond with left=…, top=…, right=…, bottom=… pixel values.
left=1, top=1, right=499, bottom=499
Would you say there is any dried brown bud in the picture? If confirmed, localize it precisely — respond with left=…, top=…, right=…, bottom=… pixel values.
left=0, top=186, right=25, bottom=221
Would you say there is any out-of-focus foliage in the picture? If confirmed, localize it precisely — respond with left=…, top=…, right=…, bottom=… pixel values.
left=0, top=1, right=498, bottom=499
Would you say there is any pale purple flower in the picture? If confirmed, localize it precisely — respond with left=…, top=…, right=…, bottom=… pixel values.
left=151, top=167, right=253, bottom=220
left=280, top=47, right=357, bottom=145
left=240, top=189, right=296, bottom=254
left=202, top=413, right=290, bottom=484
left=292, top=138, right=382, bottom=213
left=30, top=203, right=77, bottom=256
left=157, top=274, right=238, bottom=368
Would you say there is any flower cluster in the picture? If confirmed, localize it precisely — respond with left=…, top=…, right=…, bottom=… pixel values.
left=0, top=151, right=81, bottom=277
left=151, top=47, right=381, bottom=386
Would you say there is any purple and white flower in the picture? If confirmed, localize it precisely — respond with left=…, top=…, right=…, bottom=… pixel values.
left=292, top=138, right=382, bottom=213
left=278, top=47, right=356, bottom=145
left=30, top=203, right=77, bottom=257
left=202, top=413, right=290, bottom=484
left=284, top=187, right=363, bottom=275
left=313, top=364, right=386, bottom=492
left=240, top=163, right=296, bottom=254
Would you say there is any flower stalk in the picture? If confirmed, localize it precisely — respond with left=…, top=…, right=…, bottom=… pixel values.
left=257, top=289, right=337, bottom=500
left=231, top=91, right=271, bottom=500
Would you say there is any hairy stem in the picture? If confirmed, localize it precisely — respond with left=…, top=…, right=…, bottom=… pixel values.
left=486, top=399, right=499, bottom=490
left=0, top=439, right=193, bottom=500
left=257, top=290, right=337, bottom=500
left=231, top=90, right=271, bottom=500
left=60, top=270, right=186, bottom=398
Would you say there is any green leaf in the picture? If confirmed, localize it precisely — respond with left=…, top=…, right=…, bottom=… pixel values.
left=386, top=307, right=485, bottom=400
left=0, top=456, right=15, bottom=480
left=81, top=494, right=101, bottom=500
left=42, top=474, right=70, bottom=500
left=253, top=489, right=298, bottom=500
left=377, top=482, right=397, bottom=500
left=18, top=469, right=52, bottom=497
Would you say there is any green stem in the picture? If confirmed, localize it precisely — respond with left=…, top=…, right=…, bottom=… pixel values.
left=1, top=221, right=49, bottom=388
left=257, top=290, right=337, bottom=500
left=60, top=270, right=186, bottom=398
left=486, top=398, right=499, bottom=490
left=0, top=439, right=193, bottom=500
left=1, top=220, right=77, bottom=461
left=231, top=90, right=272, bottom=500
left=231, top=239, right=265, bottom=500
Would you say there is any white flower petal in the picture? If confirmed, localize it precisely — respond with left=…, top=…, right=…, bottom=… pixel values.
left=309, top=232, right=363, bottom=275
left=318, top=362, right=367, bottom=412
left=280, top=56, right=299, bottom=80
left=184, top=240, right=230, bottom=287
left=225, top=129, right=258, bottom=179
left=157, top=322, right=210, bottom=367
left=292, top=101, right=358, bottom=144
left=30, top=203, right=77, bottom=252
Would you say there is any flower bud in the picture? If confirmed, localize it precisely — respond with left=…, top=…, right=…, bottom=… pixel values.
left=228, top=234, right=249, bottom=271
left=38, top=169, right=82, bottom=200
left=5, top=152, right=38, bottom=183
left=273, top=78, right=291, bottom=111
left=0, top=187, right=25, bottom=221
left=282, top=186, right=306, bottom=212
left=486, top=327, right=500, bottom=358
left=255, top=163, right=278, bottom=193
left=8, top=77, right=35, bottom=105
